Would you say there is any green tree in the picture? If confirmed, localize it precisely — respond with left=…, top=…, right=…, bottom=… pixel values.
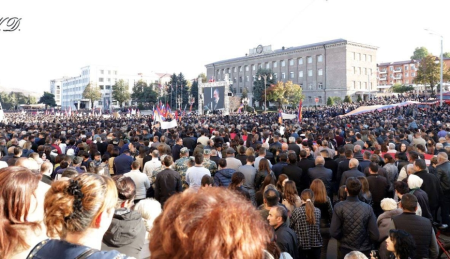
left=414, top=55, right=450, bottom=93
left=267, top=81, right=303, bottom=109
left=241, top=88, right=248, bottom=99
left=411, top=47, right=429, bottom=60
left=167, top=73, right=190, bottom=110
left=82, top=82, right=101, bottom=109
left=332, top=96, right=342, bottom=104
left=327, top=97, right=334, bottom=106
left=132, top=80, right=158, bottom=104
left=198, top=73, right=207, bottom=83
left=392, top=83, right=414, bottom=93
left=253, top=68, right=276, bottom=108
left=357, top=95, right=363, bottom=102
left=444, top=52, right=450, bottom=58
left=344, top=95, right=352, bottom=103
left=38, top=92, right=57, bottom=109
left=190, top=79, right=199, bottom=109
left=112, top=79, right=131, bottom=107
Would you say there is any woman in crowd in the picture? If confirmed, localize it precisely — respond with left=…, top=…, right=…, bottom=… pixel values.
left=310, top=179, right=333, bottom=259
left=228, top=171, right=251, bottom=200
left=255, top=174, right=276, bottom=207
left=383, top=154, right=399, bottom=198
left=29, top=173, right=129, bottom=258
left=101, top=175, right=146, bottom=258
left=149, top=187, right=270, bottom=258
left=135, top=198, right=162, bottom=259
left=385, top=229, right=416, bottom=259
left=282, top=180, right=301, bottom=216
left=255, top=158, right=275, bottom=190
left=0, top=167, right=49, bottom=259
left=276, top=174, right=289, bottom=195
left=376, top=198, right=403, bottom=259
left=290, top=189, right=322, bottom=258
left=426, top=138, right=436, bottom=155
left=357, top=176, right=373, bottom=206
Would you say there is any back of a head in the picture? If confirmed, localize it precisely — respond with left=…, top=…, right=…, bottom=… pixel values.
left=287, top=153, right=296, bottom=164
left=414, top=159, right=426, bottom=171
left=112, top=175, right=136, bottom=208
left=349, top=158, right=359, bottom=169
left=315, top=156, right=325, bottom=166
left=345, top=149, right=353, bottom=158
left=345, top=177, right=362, bottom=196
left=201, top=174, right=214, bottom=187
left=400, top=193, right=418, bottom=212
left=134, top=198, right=162, bottom=232
left=344, top=251, right=369, bottom=259
left=149, top=188, right=270, bottom=259
left=264, top=188, right=279, bottom=207
left=61, top=168, right=79, bottom=179
left=44, top=173, right=117, bottom=239
left=194, top=154, right=204, bottom=165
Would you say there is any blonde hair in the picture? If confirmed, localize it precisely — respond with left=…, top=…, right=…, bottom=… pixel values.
left=134, top=199, right=162, bottom=232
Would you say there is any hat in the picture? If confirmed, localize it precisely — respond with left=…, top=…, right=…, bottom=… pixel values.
left=66, top=148, right=75, bottom=156
left=226, top=148, right=235, bottom=154
left=204, top=149, right=211, bottom=155
left=380, top=198, right=398, bottom=211
left=408, top=174, right=423, bottom=189
left=180, top=147, right=189, bottom=154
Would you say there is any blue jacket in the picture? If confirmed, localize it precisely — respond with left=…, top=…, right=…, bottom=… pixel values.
left=114, top=153, right=134, bottom=175
left=214, top=168, right=235, bottom=187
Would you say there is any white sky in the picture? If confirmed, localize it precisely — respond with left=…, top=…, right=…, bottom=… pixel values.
left=1, top=0, right=449, bottom=93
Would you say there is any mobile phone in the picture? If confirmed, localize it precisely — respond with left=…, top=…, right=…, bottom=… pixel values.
left=371, top=250, right=379, bottom=258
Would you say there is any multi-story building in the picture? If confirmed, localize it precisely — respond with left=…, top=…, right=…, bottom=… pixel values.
left=377, top=60, right=420, bottom=86
left=205, top=39, right=378, bottom=105
left=50, top=77, right=69, bottom=106
left=51, top=65, right=159, bottom=109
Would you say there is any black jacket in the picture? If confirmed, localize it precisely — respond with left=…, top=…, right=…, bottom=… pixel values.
left=154, top=168, right=182, bottom=207
left=340, top=169, right=364, bottom=187
left=308, top=165, right=332, bottom=196
left=436, top=161, right=450, bottom=193
left=415, top=170, right=442, bottom=210
left=274, top=222, right=299, bottom=259
left=297, top=159, right=315, bottom=192
left=171, top=144, right=183, bottom=161
left=324, top=158, right=338, bottom=182
left=330, top=196, right=379, bottom=251
left=102, top=209, right=146, bottom=258
left=282, top=164, right=303, bottom=194
left=272, top=162, right=288, bottom=179
left=182, top=137, right=196, bottom=155
left=288, top=143, right=300, bottom=157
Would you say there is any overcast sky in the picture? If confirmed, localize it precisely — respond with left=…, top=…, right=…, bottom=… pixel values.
left=1, top=0, right=449, bottom=93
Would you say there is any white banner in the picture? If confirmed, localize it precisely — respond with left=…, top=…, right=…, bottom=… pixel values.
left=281, top=113, right=297, bottom=120
left=161, top=120, right=178, bottom=129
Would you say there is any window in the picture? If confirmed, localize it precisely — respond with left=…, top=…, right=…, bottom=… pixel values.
left=368, top=55, right=372, bottom=62
left=317, top=55, right=323, bottom=62
left=273, top=61, right=277, bottom=68
left=98, top=101, right=103, bottom=105
left=253, top=76, right=256, bottom=81
left=234, top=67, right=237, bottom=72
left=352, top=81, right=356, bottom=88
left=281, top=60, right=286, bottom=67
left=290, top=72, right=294, bottom=79
left=364, top=82, right=367, bottom=89
left=106, top=85, right=111, bottom=90
left=357, top=53, right=361, bottom=61
left=364, top=68, right=367, bottom=75
left=389, top=66, right=393, bottom=71
left=289, top=59, right=294, bottom=66
left=352, top=52, right=355, bottom=60
left=108, top=70, right=111, bottom=75
left=307, top=57, right=312, bottom=63
left=411, top=64, right=415, bottom=70
left=273, top=73, right=277, bottom=79
left=405, top=72, right=409, bottom=77
left=369, top=68, right=372, bottom=75
left=252, top=65, right=255, bottom=71
left=282, top=73, right=286, bottom=79
left=411, top=72, right=415, bottom=77
left=308, top=84, right=312, bottom=90
left=114, top=71, right=117, bottom=75
left=217, top=70, right=220, bottom=75
left=353, top=67, right=356, bottom=74
left=318, top=82, right=323, bottom=89
left=299, top=71, right=304, bottom=78
left=245, top=66, right=249, bottom=72
left=246, top=76, right=250, bottom=82
left=239, top=66, right=243, bottom=72
left=107, top=78, right=111, bottom=82
left=358, top=67, right=361, bottom=74
left=266, top=63, right=270, bottom=69
left=298, top=58, right=303, bottom=65
left=100, top=70, right=104, bottom=74
left=99, top=78, right=104, bottom=82
left=358, top=82, right=362, bottom=89
left=318, top=69, right=323, bottom=76
left=308, top=70, right=312, bottom=77
left=100, top=85, right=104, bottom=90
left=362, top=54, right=366, bottom=62
left=233, top=77, right=237, bottom=83
left=404, top=65, right=408, bottom=70
left=239, top=76, right=243, bottom=82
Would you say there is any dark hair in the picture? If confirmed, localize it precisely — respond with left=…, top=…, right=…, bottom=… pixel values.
left=383, top=153, right=394, bottom=163
left=163, top=156, right=174, bottom=167
left=201, top=175, right=214, bottom=187
left=264, top=189, right=279, bottom=207
left=389, top=229, right=416, bottom=259
left=369, top=162, right=379, bottom=173
left=301, top=189, right=316, bottom=225
left=274, top=205, right=288, bottom=223
left=288, top=153, right=297, bottom=164
left=218, top=158, right=227, bottom=168
left=259, top=174, right=276, bottom=192
left=408, top=151, right=419, bottom=161
left=414, top=159, right=426, bottom=170
left=345, top=177, right=362, bottom=196
left=279, top=153, right=287, bottom=162
left=299, top=150, right=307, bottom=158
left=246, top=155, right=255, bottom=163
left=400, top=193, right=418, bottom=212
left=258, top=158, right=271, bottom=172
left=194, top=154, right=203, bottom=164
left=113, top=175, right=136, bottom=202
left=394, top=181, right=409, bottom=195
left=344, top=149, right=353, bottom=158
left=61, top=168, right=78, bottom=179
left=228, top=172, right=245, bottom=191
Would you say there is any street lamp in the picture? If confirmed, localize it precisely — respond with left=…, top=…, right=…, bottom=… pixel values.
left=242, top=97, right=249, bottom=113
left=258, top=74, right=272, bottom=111
left=177, top=95, right=182, bottom=111
left=425, top=28, right=444, bottom=106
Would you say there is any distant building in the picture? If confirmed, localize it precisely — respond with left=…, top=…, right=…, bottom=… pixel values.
left=50, top=66, right=160, bottom=109
left=205, top=39, right=378, bottom=105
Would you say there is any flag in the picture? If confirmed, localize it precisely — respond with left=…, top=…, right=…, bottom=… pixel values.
left=278, top=111, right=282, bottom=124
left=298, top=100, right=303, bottom=122
left=237, top=103, right=244, bottom=113
left=175, top=111, right=178, bottom=121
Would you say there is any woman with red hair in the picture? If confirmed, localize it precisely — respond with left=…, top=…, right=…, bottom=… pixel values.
left=150, top=188, right=271, bottom=258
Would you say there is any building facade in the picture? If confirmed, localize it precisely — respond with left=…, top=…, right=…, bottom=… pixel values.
left=50, top=77, right=68, bottom=106
left=205, top=39, right=378, bottom=106
left=51, top=65, right=160, bottom=109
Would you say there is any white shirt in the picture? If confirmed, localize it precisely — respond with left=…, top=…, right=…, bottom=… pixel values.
left=143, top=157, right=161, bottom=183
left=186, top=165, right=211, bottom=191
left=125, top=169, right=150, bottom=200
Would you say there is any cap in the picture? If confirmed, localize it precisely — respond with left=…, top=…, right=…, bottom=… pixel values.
left=380, top=198, right=397, bottom=211
left=203, top=149, right=211, bottom=155
left=226, top=148, right=235, bottom=154
left=180, top=147, right=189, bottom=154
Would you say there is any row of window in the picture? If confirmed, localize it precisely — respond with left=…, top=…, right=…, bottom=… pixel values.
left=351, top=52, right=373, bottom=62
left=351, top=81, right=373, bottom=89
left=352, top=67, right=373, bottom=75
left=232, top=69, right=324, bottom=83
left=63, top=78, right=89, bottom=87
left=217, top=55, right=324, bottom=75
left=379, top=64, right=417, bottom=73
left=100, top=70, right=117, bottom=75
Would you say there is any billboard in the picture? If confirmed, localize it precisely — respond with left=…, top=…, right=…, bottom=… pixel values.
left=203, top=86, right=224, bottom=111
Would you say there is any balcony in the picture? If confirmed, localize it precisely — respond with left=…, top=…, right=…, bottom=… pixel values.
left=393, top=68, right=402, bottom=73
left=379, top=69, right=387, bottom=74
left=393, top=75, right=402, bottom=80
left=379, top=77, right=387, bottom=81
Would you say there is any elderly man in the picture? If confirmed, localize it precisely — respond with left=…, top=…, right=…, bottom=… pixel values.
left=143, top=150, right=162, bottom=183
left=340, top=158, right=364, bottom=187
left=288, top=136, right=300, bottom=157
left=225, top=148, right=242, bottom=171
left=308, top=156, right=333, bottom=197
left=436, top=152, right=450, bottom=225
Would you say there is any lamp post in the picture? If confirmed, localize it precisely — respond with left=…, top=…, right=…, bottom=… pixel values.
left=425, top=29, right=444, bottom=106
left=242, top=97, right=249, bottom=113
left=258, top=73, right=272, bottom=111
left=177, top=95, right=182, bottom=111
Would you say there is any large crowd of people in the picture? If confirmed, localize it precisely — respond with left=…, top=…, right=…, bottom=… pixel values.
left=1, top=94, right=450, bottom=259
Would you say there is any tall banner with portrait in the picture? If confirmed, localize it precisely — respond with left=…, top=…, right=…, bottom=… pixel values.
left=203, top=86, right=225, bottom=111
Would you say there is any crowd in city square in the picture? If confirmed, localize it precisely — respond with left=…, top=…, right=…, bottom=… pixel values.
left=3, top=93, right=450, bottom=259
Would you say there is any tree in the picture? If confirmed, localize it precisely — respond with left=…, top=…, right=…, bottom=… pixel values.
left=344, top=95, right=352, bottom=103
left=414, top=55, right=450, bottom=93
left=267, top=81, right=303, bottom=109
left=82, top=82, right=101, bottom=109
left=392, top=83, right=414, bottom=93
left=190, top=79, right=199, bottom=109
left=332, top=96, right=342, bottom=104
left=38, top=92, right=57, bottom=109
left=198, top=73, right=207, bottom=83
left=241, top=88, right=248, bottom=99
left=132, top=80, right=158, bottom=105
left=357, top=95, right=363, bottom=102
left=112, top=79, right=131, bottom=107
left=327, top=97, right=334, bottom=106
left=444, top=52, right=450, bottom=58
left=411, top=47, right=429, bottom=60
left=253, top=68, right=276, bottom=107
left=167, top=73, right=190, bottom=110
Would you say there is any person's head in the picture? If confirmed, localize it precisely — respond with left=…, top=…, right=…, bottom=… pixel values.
left=394, top=181, right=409, bottom=198
left=345, top=149, right=353, bottom=159
left=162, top=155, right=174, bottom=167
left=369, top=162, right=379, bottom=174
left=383, top=153, right=394, bottom=164
left=131, top=160, right=140, bottom=170
left=16, top=157, right=39, bottom=170
left=260, top=174, right=276, bottom=192
left=353, top=145, right=361, bottom=153
left=267, top=205, right=287, bottom=229
left=149, top=188, right=270, bottom=258
left=263, top=188, right=280, bottom=207
left=399, top=193, right=418, bottom=212
left=0, top=167, right=44, bottom=258
left=387, top=229, right=416, bottom=258
left=310, top=179, right=327, bottom=204
left=345, top=177, right=362, bottom=196
left=320, top=149, right=329, bottom=158
left=287, top=153, right=296, bottom=164
left=300, top=189, right=316, bottom=225
left=213, top=89, right=220, bottom=101
left=357, top=176, right=370, bottom=195
left=315, top=156, right=325, bottom=166
left=228, top=172, right=245, bottom=191
left=407, top=174, right=423, bottom=189
left=343, top=251, right=369, bottom=259
left=258, top=147, right=266, bottom=157
left=44, top=173, right=117, bottom=240
left=201, top=175, right=214, bottom=188
left=40, top=161, right=53, bottom=175
left=134, top=199, right=162, bottom=232
left=218, top=158, right=227, bottom=169
left=194, top=154, right=204, bottom=165
left=407, top=151, right=419, bottom=162
left=258, top=158, right=271, bottom=172
left=413, top=159, right=426, bottom=172
left=438, top=152, right=448, bottom=164
left=61, top=168, right=79, bottom=179
left=349, top=158, right=359, bottom=169
left=112, top=175, right=136, bottom=209
left=246, top=155, right=255, bottom=164
left=381, top=198, right=398, bottom=212
left=279, top=153, right=287, bottom=162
